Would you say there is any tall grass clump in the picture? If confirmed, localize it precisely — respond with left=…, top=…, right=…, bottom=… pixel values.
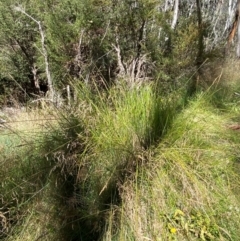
left=104, top=92, right=240, bottom=241
left=1, top=82, right=178, bottom=240
left=2, top=78, right=240, bottom=241
left=88, top=82, right=177, bottom=182
left=56, top=82, right=179, bottom=239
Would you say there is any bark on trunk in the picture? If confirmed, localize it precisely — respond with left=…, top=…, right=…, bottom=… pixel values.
left=236, top=0, right=240, bottom=57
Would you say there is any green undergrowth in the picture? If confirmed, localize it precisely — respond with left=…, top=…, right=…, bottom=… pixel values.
left=1, top=82, right=240, bottom=240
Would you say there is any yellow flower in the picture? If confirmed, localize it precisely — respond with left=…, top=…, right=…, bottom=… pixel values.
left=170, top=227, right=177, bottom=234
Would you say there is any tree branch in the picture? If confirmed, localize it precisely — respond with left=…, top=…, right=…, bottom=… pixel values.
left=14, top=5, right=54, bottom=100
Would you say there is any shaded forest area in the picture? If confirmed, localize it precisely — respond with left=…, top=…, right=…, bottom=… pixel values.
left=0, top=0, right=239, bottom=105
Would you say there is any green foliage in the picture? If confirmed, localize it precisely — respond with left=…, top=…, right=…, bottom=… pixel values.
left=0, top=0, right=208, bottom=101
left=0, top=0, right=46, bottom=102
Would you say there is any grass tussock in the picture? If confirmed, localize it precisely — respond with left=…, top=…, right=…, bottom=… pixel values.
left=110, top=93, right=240, bottom=241
left=1, top=76, right=240, bottom=241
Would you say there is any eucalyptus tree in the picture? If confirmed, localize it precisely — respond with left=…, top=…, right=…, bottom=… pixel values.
left=178, top=0, right=240, bottom=54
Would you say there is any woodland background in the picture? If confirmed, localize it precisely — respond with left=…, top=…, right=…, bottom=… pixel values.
left=0, top=0, right=239, bottom=104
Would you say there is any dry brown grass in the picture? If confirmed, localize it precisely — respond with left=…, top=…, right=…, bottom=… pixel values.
left=200, top=57, right=240, bottom=87
left=221, top=57, right=240, bottom=83
left=0, top=107, right=57, bottom=140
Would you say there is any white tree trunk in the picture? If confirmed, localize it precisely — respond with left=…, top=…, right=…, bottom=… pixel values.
left=171, top=0, right=179, bottom=30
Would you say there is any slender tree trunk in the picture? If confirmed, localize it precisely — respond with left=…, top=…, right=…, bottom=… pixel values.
left=188, top=0, right=204, bottom=96
left=227, top=0, right=240, bottom=56
left=196, top=0, right=204, bottom=67
left=171, top=0, right=179, bottom=30
left=236, top=0, right=240, bottom=57
left=38, top=20, right=54, bottom=100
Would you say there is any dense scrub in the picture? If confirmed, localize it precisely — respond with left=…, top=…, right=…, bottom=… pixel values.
left=0, top=0, right=236, bottom=104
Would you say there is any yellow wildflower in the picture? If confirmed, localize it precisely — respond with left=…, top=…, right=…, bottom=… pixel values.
left=170, top=227, right=177, bottom=234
